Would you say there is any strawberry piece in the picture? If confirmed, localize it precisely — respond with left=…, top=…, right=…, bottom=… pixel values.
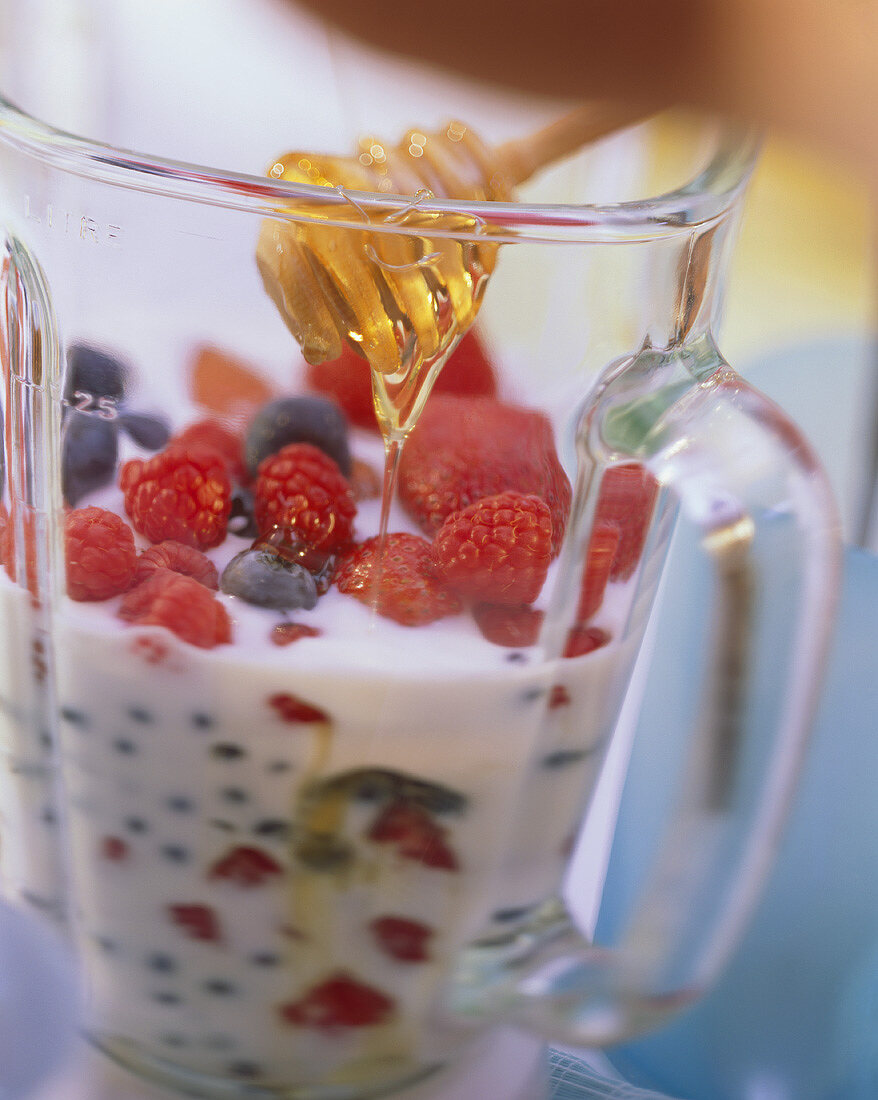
left=253, top=442, right=355, bottom=552
left=472, top=603, right=544, bottom=648
left=433, top=491, right=552, bottom=605
left=172, top=419, right=246, bottom=485
left=118, top=568, right=231, bottom=649
left=335, top=533, right=461, bottom=627
left=577, top=522, right=620, bottom=622
left=120, top=445, right=231, bottom=550
left=399, top=396, right=570, bottom=554
left=367, top=801, right=459, bottom=871
left=209, top=845, right=284, bottom=887
left=595, top=464, right=659, bottom=580
left=189, top=345, right=275, bottom=424
left=305, top=329, right=498, bottom=433
left=268, top=693, right=329, bottom=723
left=349, top=458, right=382, bottom=501
left=66, top=507, right=138, bottom=601
left=370, top=916, right=433, bottom=963
left=279, top=972, right=395, bottom=1030
left=564, top=625, right=611, bottom=659
left=548, top=684, right=571, bottom=709
left=435, top=329, right=498, bottom=398
left=304, top=345, right=376, bottom=431
left=100, top=836, right=129, bottom=862
left=167, top=903, right=222, bottom=943
left=271, top=622, right=322, bottom=647
left=133, top=540, right=219, bottom=590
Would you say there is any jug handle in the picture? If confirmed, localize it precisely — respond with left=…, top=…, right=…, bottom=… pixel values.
left=451, top=349, right=841, bottom=1046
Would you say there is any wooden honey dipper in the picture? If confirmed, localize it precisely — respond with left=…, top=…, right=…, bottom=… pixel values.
left=257, top=103, right=645, bottom=380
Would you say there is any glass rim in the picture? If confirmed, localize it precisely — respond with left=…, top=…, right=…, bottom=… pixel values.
left=0, top=94, right=762, bottom=245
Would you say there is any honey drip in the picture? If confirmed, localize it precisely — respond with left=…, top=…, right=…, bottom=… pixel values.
left=256, top=106, right=646, bottom=588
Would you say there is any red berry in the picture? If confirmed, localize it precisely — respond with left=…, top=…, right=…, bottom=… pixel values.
left=268, top=693, right=329, bottom=723
left=167, top=903, right=222, bottom=943
left=118, top=568, right=231, bottom=649
left=120, top=445, right=231, bottom=550
left=253, top=442, right=355, bottom=552
left=576, top=522, right=620, bottom=622
left=65, top=507, right=138, bottom=601
left=435, top=329, right=498, bottom=398
left=399, top=396, right=570, bottom=554
left=370, top=916, right=433, bottom=962
left=549, top=684, right=571, bottom=709
left=349, top=458, right=382, bottom=501
left=208, top=845, right=284, bottom=887
left=189, top=344, right=275, bottom=425
left=279, top=972, right=395, bottom=1030
left=595, top=464, right=659, bottom=580
left=0, top=504, right=38, bottom=595
left=433, top=492, right=552, bottom=605
left=304, top=345, right=376, bottom=431
left=133, top=540, right=219, bottom=589
left=367, top=801, right=459, bottom=870
left=100, top=836, right=129, bottom=862
left=172, top=419, right=246, bottom=484
left=335, top=533, right=461, bottom=627
left=271, top=622, right=322, bottom=647
left=472, top=603, right=544, bottom=648
left=306, top=329, right=497, bottom=433
left=564, top=625, right=611, bottom=659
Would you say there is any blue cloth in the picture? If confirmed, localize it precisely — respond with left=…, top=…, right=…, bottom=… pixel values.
left=598, top=547, right=878, bottom=1099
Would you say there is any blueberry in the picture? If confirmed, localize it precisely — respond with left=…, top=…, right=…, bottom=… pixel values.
left=244, top=396, right=350, bottom=476
left=210, top=743, right=246, bottom=761
left=228, top=487, right=258, bottom=538
left=254, top=528, right=335, bottom=595
left=541, top=749, right=591, bottom=769
left=118, top=411, right=170, bottom=451
left=221, top=548, right=318, bottom=611
left=62, top=410, right=118, bottom=506
left=64, top=344, right=128, bottom=405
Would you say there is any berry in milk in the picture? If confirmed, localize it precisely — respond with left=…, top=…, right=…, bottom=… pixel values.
left=6, top=335, right=657, bottom=1087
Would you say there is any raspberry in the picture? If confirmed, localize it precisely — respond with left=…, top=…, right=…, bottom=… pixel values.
left=472, top=603, right=544, bottom=648
left=369, top=916, right=433, bottom=962
left=65, top=507, right=138, bottom=601
left=433, top=492, right=552, bottom=605
left=120, top=445, right=231, bottom=550
left=167, top=903, right=222, bottom=943
left=189, top=344, right=275, bottom=424
left=268, top=693, right=329, bottom=724
left=208, top=845, right=284, bottom=887
left=399, top=396, right=571, bottom=553
left=576, top=522, right=620, bottom=622
left=595, top=464, right=659, bottom=580
left=306, top=329, right=497, bottom=432
left=279, top=973, right=395, bottom=1030
left=253, top=442, right=356, bottom=552
left=172, top=420, right=246, bottom=484
left=133, top=540, right=219, bottom=589
left=335, top=533, right=461, bottom=627
left=367, top=801, right=459, bottom=870
left=118, top=569, right=231, bottom=649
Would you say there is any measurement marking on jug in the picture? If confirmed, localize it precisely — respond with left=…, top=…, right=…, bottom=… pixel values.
left=24, top=197, right=123, bottom=246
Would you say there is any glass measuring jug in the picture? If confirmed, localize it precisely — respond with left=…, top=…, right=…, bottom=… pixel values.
left=0, top=64, right=840, bottom=1100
